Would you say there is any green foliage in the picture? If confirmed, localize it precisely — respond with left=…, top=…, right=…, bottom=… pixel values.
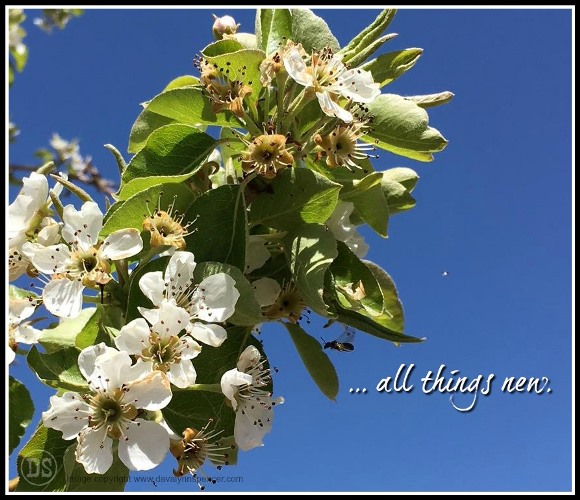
left=9, top=377, right=34, bottom=455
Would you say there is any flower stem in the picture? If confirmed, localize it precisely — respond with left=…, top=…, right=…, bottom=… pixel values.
left=174, top=383, right=223, bottom=394
left=114, top=259, right=129, bottom=288
left=238, top=107, right=262, bottom=137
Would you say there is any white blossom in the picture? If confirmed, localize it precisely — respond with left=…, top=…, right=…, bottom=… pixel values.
left=8, top=294, right=41, bottom=364
left=283, top=45, right=380, bottom=123
left=115, top=300, right=201, bottom=388
left=244, top=235, right=272, bottom=273
left=326, top=201, right=368, bottom=258
left=220, top=345, right=283, bottom=451
left=8, top=173, right=62, bottom=281
left=22, top=201, right=143, bottom=318
left=42, top=343, right=172, bottom=474
left=139, top=251, right=239, bottom=347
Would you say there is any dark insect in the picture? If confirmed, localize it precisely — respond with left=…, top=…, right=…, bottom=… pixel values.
left=321, top=327, right=356, bottom=352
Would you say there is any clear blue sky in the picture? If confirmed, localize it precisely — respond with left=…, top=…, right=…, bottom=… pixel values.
left=8, top=8, right=572, bottom=492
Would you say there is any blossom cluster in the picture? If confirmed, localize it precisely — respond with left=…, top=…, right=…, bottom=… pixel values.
left=9, top=9, right=450, bottom=491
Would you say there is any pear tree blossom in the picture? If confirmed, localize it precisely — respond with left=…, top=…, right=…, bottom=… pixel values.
left=283, top=44, right=380, bottom=123
left=8, top=172, right=62, bottom=280
left=221, top=345, right=284, bottom=451
left=22, top=201, right=143, bottom=318
left=115, top=300, right=202, bottom=388
left=8, top=293, right=41, bottom=364
left=138, top=251, right=240, bottom=347
left=42, top=344, right=172, bottom=474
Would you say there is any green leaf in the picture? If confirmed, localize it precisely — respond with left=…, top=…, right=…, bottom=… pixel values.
left=381, top=179, right=416, bottom=215
left=290, top=9, right=340, bottom=53
left=117, top=173, right=197, bottom=201
left=183, top=184, right=247, bottom=269
left=330, top=242, right=385, bottom=318
left=16, top=425, right=70, bottom=492
left=128, top=109, right=177, bottom=154
left=346, top=33, right=399, bottom=69
left=379, top=167, right=419, bottom=216
left=194, top=262, right=263, bottom=326
left=284, top=323, right=338, bottom=400
left=382, top=167, right=419, bottom=192
left=364, top=260, right=405, bottom=333
left=201, top=48, right=266, bottom=102
left=27, top=346, right=87, bottom=392
left=340, top=9, right=397, bottom=59
left=74, top=306, right=107, bottom=350
left=249, top=168, right=341, bottom=229
left=128, top=76, right=205, bottom=153
left=325, top=265, right=423, bottom=344
left=146, top=87, right=240, bottom=128
left=201, top=39, right=244, bottom=57
left=362, top=94, right=448, bottom=162
left=406, top=91, right=455, bottom=109
left=162, top=75, right=200, bottom=92
left=256, top=9, right=292, bottom=55
left=100, top=182, right=195, bottom=238
left=340, top=172, right=389, bottom=237
left=39, top=308, right=97, bottom=353
left=122, top=124, right=216, bottom=183
left=9, top=376, right=34, bottom=455
left=284, top=224, right=337, bottom=316
left=362, top=48, right=423, bottom=87
left=163, top=327, right=263, bottom=442
left=63, top=445, right=129, bottom=492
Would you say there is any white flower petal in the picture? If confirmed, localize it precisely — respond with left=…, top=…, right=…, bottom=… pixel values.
left=138, top=307, right=161, bottom=327
left=76, top=426, right=113, bottom=474
left=167, top=360, right=197, bottom=388
left=13, top=324, right=41, bottom=345
left=165, top=251, right=196, bottom=291
left=23, top=243, right=71, bottom=274
left=94, top=349, right=139, bottom=392
left=283, top=46, right=312, bottom=87
left=115, top=318, right=151, bottom=354
left=252, top=277, right=281, bottom=307
left=42, top=392, right=91, bottom=440
left=8, top=194, right=36, bottom=239
left=118, top=419, right=169, bottom=471
left=220, top=368, right=253, bottom=411
left=153, top=301, right=190, bottom=337
left=124, top=371, right=172, bottom=410
left=235, top=396, right=283, bottom=451
left=78, top=343, right=119, bottom=384
left=43, top=279, right=84, bottom=318
left=334, top=68, right=380, bottom=103
left=37, top=224, right=60, bottom=246
left=237, top=345, right=261, bottom=372
left=188, top=322, right=227, bottom=347
left=179, top=336, right=202, bottom=360
left=8, top=248, right=29, bottom=281
left=9, top=297, right=37, bottom=323
left=100, top=229, right=143, bottom=260
left=138, top=271, right=165, bottom=307
left=62, top=201, right=103, bottom=250
left=245, top=235, right=272, bottom=273
left=194, top=273, right=239, bottom=322
left=7, top=349, right=16, bottom=364
left=316, top=91, right=353, bottom=123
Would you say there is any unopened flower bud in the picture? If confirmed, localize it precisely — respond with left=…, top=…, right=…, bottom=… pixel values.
left=212, top=14, right=239, bottom=40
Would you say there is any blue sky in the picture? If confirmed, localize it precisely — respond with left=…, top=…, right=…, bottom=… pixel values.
left=8, top=8, right=572, bottom=492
